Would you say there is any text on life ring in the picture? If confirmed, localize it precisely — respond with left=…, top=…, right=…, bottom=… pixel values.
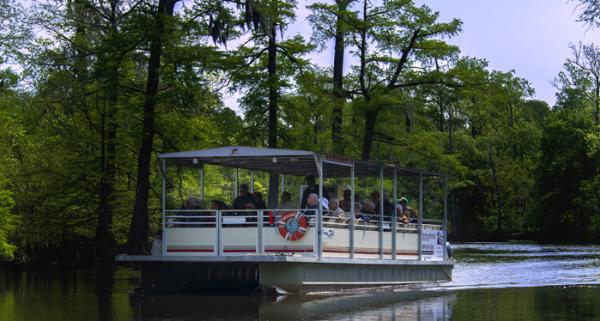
left=278, top=212, right=309, bottom=241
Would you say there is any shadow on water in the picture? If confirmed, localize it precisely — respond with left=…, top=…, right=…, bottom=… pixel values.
left=131, top=290, right=455, bottom=321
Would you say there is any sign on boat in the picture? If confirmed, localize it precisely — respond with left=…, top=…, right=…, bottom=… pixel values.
left=116, top=146, right=453, bottom=294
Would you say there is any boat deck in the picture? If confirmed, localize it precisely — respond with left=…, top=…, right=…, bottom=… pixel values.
left=117, top=254, right=451, bottom=265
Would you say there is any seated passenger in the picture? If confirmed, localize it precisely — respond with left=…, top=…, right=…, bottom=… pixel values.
left=300, top=175, right=330, bottom=208
left=370, top=191, right=380, bottom=206
left=397, top=204, right=410, bottom=225
left=329, top=198, right=344, bottom=214
left=183, top=196, right=203, bottom=210
left=278, top=191, right=294, bottom=209
left=210, top=199, right=228, bottom=210
left=253, top=191, right=267, bottom=209
left=203, top=199, right=228, bottom=227
left=327, top=198, right=347, bottom=223
left=233, top=183, right=258, bottom=210
left=303, top=193, right=326, bottom=217
left=179, top=197, right=204, bottom=226
left=339, top=189, right=352, bottom=212
left=374, top=192, right=396, bottom=221
left=354, top=192, right=363, bottom=207
left=399, top=197, right=419, bottom=222
left=356, top=201, right=374, bottom=224
left=362, top=200, right=376, bottom=215
left=353, top=201, right=363, bottom=214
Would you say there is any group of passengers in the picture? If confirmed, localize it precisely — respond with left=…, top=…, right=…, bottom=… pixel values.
left=289, top=175, right=419, bottom=226
left=323, top=189, right=418, bottom=226
left=181, top=174, right=418, bottom=226
left=183, top=183, right=267, bottom=211
left=231, top=183, right=267, bottom=210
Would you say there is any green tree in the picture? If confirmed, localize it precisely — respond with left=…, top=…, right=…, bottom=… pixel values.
left=536, top=109, right=598, bottom=241
left=346, top=0, right=461, bottom=160
left=554, top=43, right=600, bottom=124
left=231, top=0, right=312, bottom=206
left=128, top=0, right=181, bottom=255
left=309, top=0, right=357, bottom=154
left=0, top=91, right=21, bottom=259
left=0, top=0, right=30, bottom=90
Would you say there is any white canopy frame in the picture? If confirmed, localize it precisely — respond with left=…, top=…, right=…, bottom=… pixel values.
left=158, top=146, right=448, bottom=259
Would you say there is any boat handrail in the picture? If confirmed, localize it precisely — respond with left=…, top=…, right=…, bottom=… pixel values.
left=165, top=209, right=215, bottom=213
left=161, top=208, right=444, bottom=261
left=163, top=209, right=442, bottom=227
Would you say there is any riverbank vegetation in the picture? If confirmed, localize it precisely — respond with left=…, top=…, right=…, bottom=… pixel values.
left=0, top=0, right=599, bottom=264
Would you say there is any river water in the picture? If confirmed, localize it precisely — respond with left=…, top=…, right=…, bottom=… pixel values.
left=2, top=243, right=600, bottom=320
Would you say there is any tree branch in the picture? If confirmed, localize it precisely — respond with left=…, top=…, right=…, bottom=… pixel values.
left=387, top=28, right=421, bottom=88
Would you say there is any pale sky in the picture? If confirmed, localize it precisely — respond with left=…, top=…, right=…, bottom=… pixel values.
left=421, top=0, right=595, bottom=106
left=223, top=0, right=597, bottom=112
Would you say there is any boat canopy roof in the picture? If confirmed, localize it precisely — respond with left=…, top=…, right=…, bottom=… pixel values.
left=158, top=146, right=442, bottom=178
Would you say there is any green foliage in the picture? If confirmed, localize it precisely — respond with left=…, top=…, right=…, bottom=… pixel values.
left=0, top=179, right=17, bottom=259
left=0, top=99, right=19, bottom=259
left=1, top=0, right=599, bottom=263
left=536, top=109, right=600, bottom=242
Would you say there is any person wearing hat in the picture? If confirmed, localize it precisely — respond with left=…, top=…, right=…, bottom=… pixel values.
left=396, top=204, right=410, bottom=225
left=300, top=175, right=329, bottom=209
left=398, top=197, right=419, bottom=223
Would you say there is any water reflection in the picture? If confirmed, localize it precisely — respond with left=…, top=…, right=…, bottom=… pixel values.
left=2, top=243, right=600, bottom=321
left=132, top=291, right=455, bottom=321
left=0, top=264, right=137, bottom=321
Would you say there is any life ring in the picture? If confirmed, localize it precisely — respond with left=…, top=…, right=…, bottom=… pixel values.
left=277, top=211, right=309, bottom=241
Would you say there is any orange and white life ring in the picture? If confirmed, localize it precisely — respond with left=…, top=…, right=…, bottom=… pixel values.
left=277, top=211, right=308, bottom=241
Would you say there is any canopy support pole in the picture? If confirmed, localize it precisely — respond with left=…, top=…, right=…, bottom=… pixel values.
left=418, top=173, right=424, bottom=260
left=443, top=175, right=448, bottom=261
left=379, top=167, right=384, bottom=259
left=280, top=175, right=285, bottom=194
left=250, top=170, right=254, bottom=193
left=199, top=168, right=204, bottom=201
left=317, top=157, right=323, bottom=258
left=234, top=168, right=239, bottom=198
left=392, top=169, right=397, bottom=260
left=350, top=162, right=355, bottom=259
left=161, top=158, right=167, bottom=256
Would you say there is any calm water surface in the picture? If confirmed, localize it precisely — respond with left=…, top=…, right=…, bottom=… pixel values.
left=2, top=243, right=600, bottom=320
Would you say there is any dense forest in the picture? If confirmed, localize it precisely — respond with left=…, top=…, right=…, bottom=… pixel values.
left=1, top=0, right=600, bottom=265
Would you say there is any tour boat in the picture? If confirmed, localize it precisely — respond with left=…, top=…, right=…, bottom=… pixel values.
left=117, top=146, right=453, bottom=294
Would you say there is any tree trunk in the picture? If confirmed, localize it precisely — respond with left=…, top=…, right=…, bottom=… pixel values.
left=437, top=96, right=444, bottom=132
left=72, top=0, right=88, bottom=89
left=405, top=108, right=413, bottom=133
left=358, top=0, right=368, bottom=98
left=267, top=24, right=278, bottom=149
left=595, top=79, right=599, bottom=125
left=447, top=104, right=454, bottom=153
left=358, top=0, right=373, bottom=161
left=508, top=101, right=517, bottom=157
left=488, top=148, right=503, bottom=239
left=331, top=0, right=349, bottom=155
left=128, top=0, right=177, bottom=255
left=95, top=67, right=118, bottom=266
left=266, top=22, right=280, bottom=207
left=361, top=110, right=378, bottom=160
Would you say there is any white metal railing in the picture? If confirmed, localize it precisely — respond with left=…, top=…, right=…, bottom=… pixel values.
left=162, top=208, right=444, bottom=260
